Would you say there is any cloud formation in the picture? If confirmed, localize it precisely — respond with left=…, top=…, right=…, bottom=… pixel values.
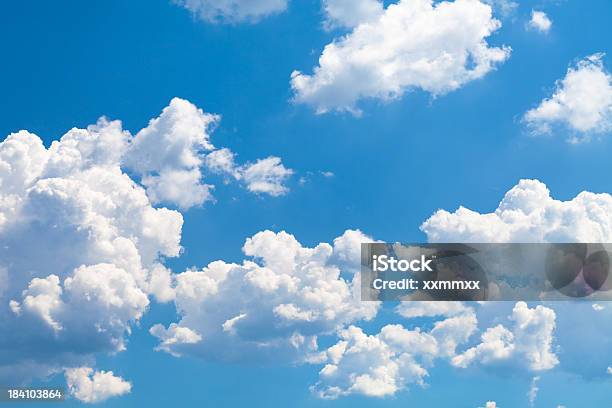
left=292, top=0, right=510, bottom=114
left=524, top=54, right=612, bottom=139
left=205, top=148, right=293, bottom=197
left=452, top=302, right=558, bottom=371
left=422, top=179, right=612, bottom=242
left=311, top=324, right=437, bottom=398
left=150, top=230, right=379, bottom=362
left=125, top=98, right=292, bottom=209
left=173, top=0, right=288, bottom=23
left=65, top=367, right=131, bottom=403
left=528, top=10, right=552, bottom=33
left=0, top=98, right=290, bottom=383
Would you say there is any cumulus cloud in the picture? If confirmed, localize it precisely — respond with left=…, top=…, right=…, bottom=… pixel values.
left=311, top=324, right=437, bottom=398
left=125, top=98, right=292, bottom=209
left=205, top=148, right=293, bottom=197
left=422, top=179, right=612, bottom=243
left=312, top=303, right=479, bottom=399
left=322, top=0, right=383, bottom=29
left=65, top=367, right=131, bottom=403
left=607, top=366, right=612, bottom=375
left=481, top=402, right=498, bottom=408
left=173, top=0, right=288, bottom=23
left=452, top=302, right=558, bottom=371
left=150, top=230, right=379, bottom=362
left=524, top=54, right=612, bottom=139
left=292, top=0, right=511, bottom=114
left=528, top=10, right=552, bottom=33
left=0, top=123, right=181, bottom=381
left=0, top=98, right=289, bottom=383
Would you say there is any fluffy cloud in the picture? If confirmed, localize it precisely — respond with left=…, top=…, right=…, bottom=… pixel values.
left=607, top=366, right=612, bottom=375
left=322, top=0, right=383, bottom=29
left=65, top=367, right=131, bottom=403
left=481, top=402, right=498, bottom=408
left=524, top=54, right=612, bottom=139
left=528, top=10, right=552, bottom=33
left=0, top=125, right=182, bottom=381
left=422, top=179, right=612, bottom=243
left=311, top=324, right=437, bottom=398
left=125, top=98, right=292, bottom=209
left=452, top=302, right=558, bottom=371
left=205, top=148, right=293, bottom=197
left=292, top=0, right=510, bottom=114
left=173, top=0, right=288, bottom=23
left=150, top=230, right=379, bottom=362
left=0, top=98, right=290, bottom=383
left=311, top=302, right=480, bottom=398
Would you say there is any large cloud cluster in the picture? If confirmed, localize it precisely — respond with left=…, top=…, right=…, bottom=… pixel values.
left=292, top=0, right=510, bottom=114
left=0, top=98, right=290, bottom=383
left=150, top=230, right=380, bottom=362
left=311, top=302, right=477, bottom=398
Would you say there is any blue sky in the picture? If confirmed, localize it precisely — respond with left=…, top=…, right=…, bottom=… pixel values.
left=1, top=0, right=612, bottom=407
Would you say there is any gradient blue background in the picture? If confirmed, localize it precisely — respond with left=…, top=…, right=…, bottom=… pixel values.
left=1, top=0, right=611, bottom=406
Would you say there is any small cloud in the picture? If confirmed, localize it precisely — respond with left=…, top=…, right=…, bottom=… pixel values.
left=592, top=303, right=605, bottom=311
left=528, top=10, right=552, bottom=33
left=524, top=53, right=612, bottom=139
left=65, top=367, right=131, bottom=403
left=320, top=171, right=335, bottom=178
left=527, top=376, right=540, bottom=407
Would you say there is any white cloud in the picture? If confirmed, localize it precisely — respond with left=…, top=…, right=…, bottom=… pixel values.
left=481, top=402, right=498, bottom=408
left=149, top=323, right=202, bottom=357
left=430, top=309, right=478, bottom=357
left=0, top=122, right=182, bottom=381
left=312, top=304, right=478, bottom=399
left=65, top=367, right=131, bottom=403
left=322, top=0, right=383, bottom=29
left=527, top=376, right=540, bottom=406
left=528, top=10, right=552, bottom=33
left=0, top=98, right=290, bottom=384
left=205, top=150, right=293, bottom=196
left=524, top=54, right=612, bottom=139
left=422, top=179, right=612, bottom=243
left=592, top=303, right=605, bottom=311
left=173, top=0, right=288, bottom=23
left=608, top=366, right=612, bottom=375
left=292, top=0, right=510, bottom=114
left=452, top=302, right=558, bottom=371
left=123, top=98, right=292, bottom=208
left=150, top=230, right=379, bottom=362
left=239, top=157, right=293, bottom=196
left=311, top=324, right=437, bottom=398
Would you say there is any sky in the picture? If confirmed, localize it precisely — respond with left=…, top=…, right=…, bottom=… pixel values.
left=0, top=0, right=612, bottom=407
